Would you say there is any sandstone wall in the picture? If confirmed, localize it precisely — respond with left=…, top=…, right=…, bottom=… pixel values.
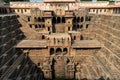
left=88, top=14, right=120, bottom=79
left=0, top=14, right=43, bottom=80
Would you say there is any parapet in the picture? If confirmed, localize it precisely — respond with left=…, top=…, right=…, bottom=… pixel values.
left=44, top=0, right=76, bottom=3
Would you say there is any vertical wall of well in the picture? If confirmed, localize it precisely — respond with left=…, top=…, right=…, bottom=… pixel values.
left=88, top=14, right=120, bottom=79
left=0, top=8, right=43, bottom=79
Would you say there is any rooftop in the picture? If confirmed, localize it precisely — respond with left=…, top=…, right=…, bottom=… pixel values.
left=44, top=0, right=76, bottom=3
left=16, top=40, right=47, bottom=48
left=47, top=33, right=70, bottom=38
left=71, top=40, right=103, bottom=48
left=68, top=31, right=81, bottom=34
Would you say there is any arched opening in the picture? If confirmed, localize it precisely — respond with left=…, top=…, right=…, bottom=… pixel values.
left=77, top=17, right=80, bottom=22
left=80, top=25, right=83, bottom=28
left=104, top=9, right=106, bottom=12
left=74, top=36, right=76, bottom=40
left=68, top=38, right=69, bottom=41
left=73, top=17, right=76, bottom=23
left=28, top=17, right=30, bottom=21
left=50, top=48, right=54, bottom=55
left=3, top=8, right=5, bottom=13
left=63, top=48, right=68, bottom=53
left=57, top=17, right=60, bottom=23
left=29, top=24, right=32, bottom=28
left=0, top=8, right=2, bottom=13
left=81, top=35, right=84, bottom=40
left=35, top=25, right=38, bottom=28
left=5, top=9, right=7, bottom=13
left=5, top=8, right=7, bottom=13
left=72, top=25, right=77, bottom=31
left=47, top=38, right=49, bottom=40
left=56, top=48, right=62, bottom=54
left=3, top=8, right=5, bottom=14
left=68, top=27, right=70, bottom=31
left=52, top=17, right=56, bottom=23
left=81, top=17, right=84, bottom=22
left=12, top=9, right=15, bottom=13
left=77, top=24, right=79, bottom=29
left=38, top=17, right=41, bottom=22
left=38, top=63, right=40, bottom=66
left=43, top=25, right=45, bottom=28
left=88, top=17, right=91, bottom=21
left=86, top=24, right=89, bottom=28
left=42, top=35, right=45, bottom=39
left=1, top=8, right=3, bottom=14
left=34, top=17, right=37, bottom=22
left=17, top=9, right=19, bottom=12
left=25, top=9, right=27, bottom=12
left=39, top=25, right=41, bottom=28
left=68, top=21, right=70, bottom=24
left=96, top=10, right=98, bottom=13
left=21, top=9, right=23, bottom=13
left=48, top=27, right=50, bottom=31
left=42, top=17, right=44, bottom=22
left=62, top=17, right=65, bottom=23
left=47, top=21, right=50, bottom=24
left=86, top=16, right=91, bottom=21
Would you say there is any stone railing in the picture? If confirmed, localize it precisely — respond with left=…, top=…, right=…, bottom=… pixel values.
left=78, top=2, right=109, bottom=7
left=10, top=1, right=120, bottom=10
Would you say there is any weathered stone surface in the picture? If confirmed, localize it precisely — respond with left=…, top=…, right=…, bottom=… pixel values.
left=1, top=1, right=120, bottom=80
left=89, top=14, right=120, bottom=79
